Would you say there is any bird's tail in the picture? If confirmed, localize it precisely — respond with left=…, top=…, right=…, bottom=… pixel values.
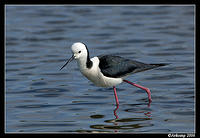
left=131, top=63, right=169, bottom=74
left=149, top=63, right=169, bottom=68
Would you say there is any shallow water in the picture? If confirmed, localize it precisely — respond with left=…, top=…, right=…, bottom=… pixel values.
left=5, top=5, right=195, bottom=133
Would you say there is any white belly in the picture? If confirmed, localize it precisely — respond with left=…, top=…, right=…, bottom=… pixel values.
left=81, top=69, right=123, bottom=87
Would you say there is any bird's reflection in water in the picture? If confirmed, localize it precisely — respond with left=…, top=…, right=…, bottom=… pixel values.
left=111, top=103, right=152, bottom=133
left=113, top=104, right=119, bottom=119
left=113, top=105, right=119, bottom=132
left=113, top=100, right=151, bottom=119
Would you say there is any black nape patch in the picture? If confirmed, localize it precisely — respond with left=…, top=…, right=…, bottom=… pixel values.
left=81, top=42, right=93, bottom=69
left=87, top=60, right=93, bottom=68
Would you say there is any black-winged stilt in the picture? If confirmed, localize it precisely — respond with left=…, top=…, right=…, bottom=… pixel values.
left=60, top=42, right=167, bottom=105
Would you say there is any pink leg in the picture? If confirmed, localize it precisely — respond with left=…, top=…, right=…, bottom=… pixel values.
left=113, top=86, right=119, bottom=105
left=123, top=80, right=152, bottom=103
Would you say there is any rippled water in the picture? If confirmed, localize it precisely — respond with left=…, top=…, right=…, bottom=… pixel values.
left=6, top=5, right=195, bottom=133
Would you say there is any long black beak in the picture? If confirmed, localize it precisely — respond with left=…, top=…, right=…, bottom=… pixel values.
left=60, top=55, right=74, bottom=70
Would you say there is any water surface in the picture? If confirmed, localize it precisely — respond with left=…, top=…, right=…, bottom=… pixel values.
left=6, top=5, right=195, bottom=133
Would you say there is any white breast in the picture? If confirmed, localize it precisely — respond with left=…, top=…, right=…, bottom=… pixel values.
left=79, top=57, right=123, bottom=87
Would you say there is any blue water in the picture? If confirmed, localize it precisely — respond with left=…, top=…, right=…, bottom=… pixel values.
left=6, top=5, right=195, bottom=133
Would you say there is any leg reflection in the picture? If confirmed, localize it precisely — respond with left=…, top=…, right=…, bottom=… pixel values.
left=113, top=104, right=119, bottom=119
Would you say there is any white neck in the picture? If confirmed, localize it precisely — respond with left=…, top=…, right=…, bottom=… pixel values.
left=77, top=57, right=88, bottom=71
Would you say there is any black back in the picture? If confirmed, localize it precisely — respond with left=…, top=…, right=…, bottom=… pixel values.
left=98, top=55, right=167, bottom=78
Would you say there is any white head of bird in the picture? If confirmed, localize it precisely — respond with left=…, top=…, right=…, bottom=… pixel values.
left=71, top=42, right=88, bottom=60
left=60, top=42, right=93, bottom=71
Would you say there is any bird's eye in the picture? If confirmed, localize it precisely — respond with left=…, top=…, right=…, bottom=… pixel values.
left=78, top=51, right=81, bottom=53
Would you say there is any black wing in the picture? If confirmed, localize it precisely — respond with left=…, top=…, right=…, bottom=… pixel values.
left=98, top=55, right=166, bottom=78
